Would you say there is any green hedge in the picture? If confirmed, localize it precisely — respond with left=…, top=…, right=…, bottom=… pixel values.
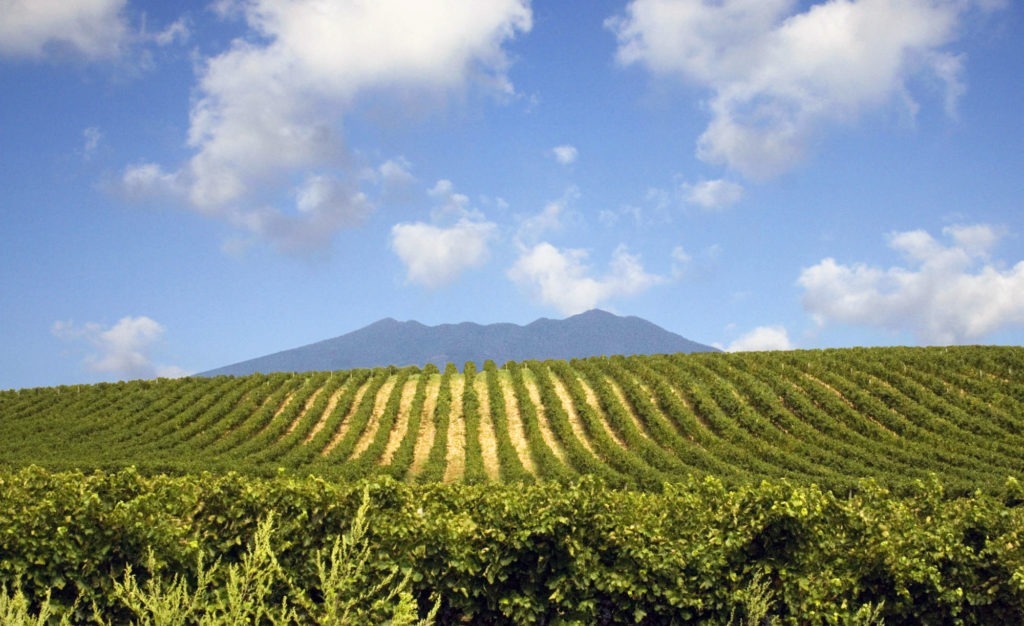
left=1, top=467, right=1023, bottom=624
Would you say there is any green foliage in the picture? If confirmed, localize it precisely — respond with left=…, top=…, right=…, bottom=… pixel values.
left=3, top=346, right=1024, bottom=621
left=2, top=483, right=436, bottom=625
left=287, top=487, right=438, bottom=625
left=1, top=468, right=1023, bottom=624
left=416, top=366, right=453, bottom=484
left=459, top=362, right=487, bottom=484
left=384, top=371, right=432, bottom=481
left=2, top=346, right=1024, bottom=492
left=481, top=361, right=531, bottom=483
left=0, top=582, right=74, bottom=626
left=729, top=571, right=779, bottom=626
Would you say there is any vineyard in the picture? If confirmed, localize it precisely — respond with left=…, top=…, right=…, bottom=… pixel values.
left=3, top=346, right=1024, bottom=624
left=2, top=346, right=1023, bottom=492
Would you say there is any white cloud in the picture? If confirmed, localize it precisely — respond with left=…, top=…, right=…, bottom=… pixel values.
left=517, top=186, right=580, bottom=243
left=391, top=219, right=497, bottom=289
left=508, top=243, right=665, bottom=315
left=267, top=174, right=373, bottom=253
left=551, top=144, right=579, bottom=165
left=670, top=245, right=692, bottom=278
left=608, top=0, right=1002, bottom=179
left=945, top=223, right=1001, bottom=257
left=798, top=224, right=1024, bottom=344
left=125, top=0, right=531, bottom=255
left=682, top=178, right=744, bottom=210
left=726, top=325, right=794, bottom=352
left=667, top=242, right=723, bottom=281
left=83, top=127, right=103, bottom=160
left=0, top=0, right=129, bottom=59
left=376, top=157, right=416, bottom=189
left=52, top=316, right=187, bottom=379
left=149, top=17, right=189, bottom=47
left=598, top=209, right=620, bottom=227
left=427, top=179, right=476, bottom=221
left=391, top=178, right=498, bottom=288
left=121, top=163, right=367, bottom=255
left=120, top=162, right=186, bottom=201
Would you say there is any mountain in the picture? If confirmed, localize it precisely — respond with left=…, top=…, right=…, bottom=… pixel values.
left=199, top=309, right=719, bottom=376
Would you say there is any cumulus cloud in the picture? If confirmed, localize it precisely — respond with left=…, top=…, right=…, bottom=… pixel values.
left=508, top=243, right=665, bottom=315
left=608, top=0, right=1002, bottom=179
left=682, top=178, right=744, bottom=210
left=391, top=219, right=497, bottom=288
left=517, top=186, right=580, bottom=243
left=427, top=179, right=475, bottom=220
left=124, top=0, right=531, bottom=255
left=670, top=245, right=692, bottom=279
left=147, top=16, right=189, bottom=47
left=375, top=157, right=417, bottom=189
left=391, top=179, right=497, bottom=288
left=120, top=162, right=187, bottom=202
left=551, top=144, right=579, bottom=165
left=52, top=316, right=187, bottom=379
left=726, top=325, right=794, bottom=352
left=0, top=0, right=129, bottom=60
left=798, top=224, right=1024, bottom=344
left=275, top=175, right=374, bottom=253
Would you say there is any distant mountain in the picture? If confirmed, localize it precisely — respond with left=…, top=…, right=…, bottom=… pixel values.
left=199, top=309, right=719, bottom=377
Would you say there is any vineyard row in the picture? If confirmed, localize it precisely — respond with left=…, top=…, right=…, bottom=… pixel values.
left=2, top=346, right=1023, bottom=491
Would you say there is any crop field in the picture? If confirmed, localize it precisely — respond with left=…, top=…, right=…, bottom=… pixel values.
left=2, top=346, right=1023, bottom=492
left=2, top=345, right=1024, bottom=624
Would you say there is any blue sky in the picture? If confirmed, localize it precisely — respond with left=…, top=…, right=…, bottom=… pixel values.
left=2, top=0, right=1022, bottom=390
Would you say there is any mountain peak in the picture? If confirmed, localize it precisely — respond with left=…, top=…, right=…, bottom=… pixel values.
left=200, top=311, right=718, bottom=376
left=570, top=308, right=615, bottom=319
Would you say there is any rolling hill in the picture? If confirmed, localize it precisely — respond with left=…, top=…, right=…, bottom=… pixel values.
left=199, top=309, right=718, bottom=377
left=4, top=345, right=1023, bottom=493
left=4, top=345, right=1024, bottom=624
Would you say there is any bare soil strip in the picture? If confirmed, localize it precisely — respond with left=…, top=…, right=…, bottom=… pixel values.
left=443, top=375, right=467, bottom=483
left=801, top=373, right=898, bottom=437
left=303, top=378, right=353, bottom=443
left=283, top=385, right=325, bottom=435
left=379, top=375, right=420, bottom=466
left=496, top=370, right=538, bottom=475
left=351, top=376, right=399, bottom=459
left=475, top=374, right=501, bottom=481
left=634, top=374, right=714, bottom=450
left=521, top=368, right=570, bottom=461
left=548, top=371, right=602, bottom=453
left=631, top=373, right=707, bottom=444
left=576, top=375, right=627, bottom=448
left=604, top=373, right=653, bottom=440
left=633, top=373, right=690, bottom=440
left=408, top=374, right=441, bottom=477
left=662, top=378, right=710, bottom=433
left=269, top=389, right=297, bottom=423
left=321, top=378, right=373, bottom=455
left=802, top=372, right=855, bottom=409
left=219, top=384, right=290, bottom=442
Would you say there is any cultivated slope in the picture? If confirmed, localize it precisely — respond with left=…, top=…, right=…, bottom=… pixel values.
left=200, top=309, right=718, bottom=376
left=3, top=346, right=1023, bottom=492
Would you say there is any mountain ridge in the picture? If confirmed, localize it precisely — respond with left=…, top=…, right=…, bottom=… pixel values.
left=199, top=309, right=719, bottom=377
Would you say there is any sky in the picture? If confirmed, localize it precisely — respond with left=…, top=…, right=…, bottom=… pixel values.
left=2, top=0, right=1023, bottom=390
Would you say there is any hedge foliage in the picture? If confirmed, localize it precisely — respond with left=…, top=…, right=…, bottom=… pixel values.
left=2, top=467, right=1024, bottom=624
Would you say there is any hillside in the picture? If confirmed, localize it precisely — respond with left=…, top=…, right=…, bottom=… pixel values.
left=3, top=345, right=1023, bottom=492
left=199, top=309, right=718, bottom=376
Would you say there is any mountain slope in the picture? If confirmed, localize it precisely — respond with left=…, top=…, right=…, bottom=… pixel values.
left=200, top=309, right=718, bottom=376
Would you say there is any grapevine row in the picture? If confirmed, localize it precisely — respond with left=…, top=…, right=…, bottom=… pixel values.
left=2, top=347, right=1022, bottom=491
